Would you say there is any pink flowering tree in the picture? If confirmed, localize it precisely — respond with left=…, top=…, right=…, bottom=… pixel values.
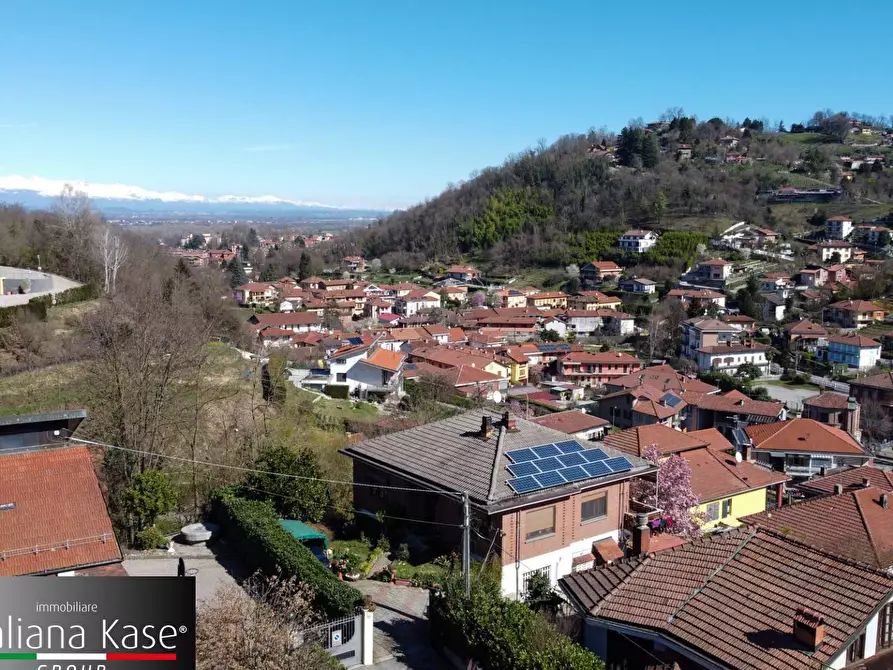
left=508, top=399, right=528, bottom=419
left=470, top=291, right=486, bottom=308
left=631, top=443, right=705, bottom=538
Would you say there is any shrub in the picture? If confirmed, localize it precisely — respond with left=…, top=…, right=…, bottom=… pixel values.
left=136, top=526, right=168, bottom=549
left=376, top=534, right=391, bottom=553
left=54, top=283, right=100, bottom=305
left=0, top=300, right=47, bottom=327
left=212, top=493, right=362, bottom=617
left=154, top=517, right=183, bottom=537
left=395, top=543, right=411, bottom=562
left=324, top=384, right=350, bottom=399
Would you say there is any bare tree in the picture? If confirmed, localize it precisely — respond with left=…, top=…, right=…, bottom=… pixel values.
left=52, top=185, right=100, bottom=281
left=860, top=398, right=893, bottom=447
left=96, top=227, right=129, bottom=294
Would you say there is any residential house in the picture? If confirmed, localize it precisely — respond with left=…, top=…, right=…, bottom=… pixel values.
left=258, top=327, right=296, bottom=348
left=341, top=410, right=656, bottom=597
left=815, top=240, right=855, bottom=262
left=580, top=261, right=623, bottom=284
left=530, top=410, right=610, bottom=441
left=676, top=143, right=692, bottom=160
left=720, top=314, right=757, bottom=334
left=322, top=336, right=381, bottom=389
left=681, top=317, right=739, bottom=359
left=696, top=258, right=732, bottom=281
left=557, top=351, right=643, bottom=387
left=783, top=318, right=827, bottom=352
left=695, top=341, right=770, bottom=375
left=247, top=311, right=323, bottom=333
left=604, top=363, right=720, bottom=396
left=345, top=347, right=406, bottom=400
left=824, top=263, right=849, bottom=284
left=234, top=282, right=277, bottom=307
left=596, top=387, right=686, bottom=429
left=745, top=418, right=870, bottom=479
left=849, top=371, right=893, bottom=419
left=798, top=267, right=827, bottom=288
left=856, top=224, right=888, bottom=246
left=750, top=227, right=779, bottom=247
left=798, top=464, right=893, bottom=496
left=602, top=423, right=730, bottom=459
left=743, top=487, right=893, bottom=570
left=341, top=255, right=366, bottom=272
left=318, top=278, right=353, bottom=292
left=684, top=447, right=789, bottom=531
left=405, top=363, right=508, bottom=402
left=559, top=526, right=893, bottom=670
left=495, top=289, right=528, bottom=308
left=617, top=277, right=657, bottom=294
left=568, top=291, right=624, bottom=311
left=406, top=345, right=509, bottom=380
left=445, top=264, right=481, bottom=282
left=761, top=292, right=787, bottom=322
left=760, top=272, right=792, bottom=291
left=529, top=292, right=568, bottom=310
left=827, top=299, right=884, bottom=329
left=562, top=309, right=635, bottom=337
left=495, top=347, right=530, bottom=384
left=824, top=333, right=881, bottom=371
left=825, top=215, right=854, bottom=240
left=618, top=230, right=658, bottom=253
left=0, top=411, right=124, bottom=576
left=719, top=135, right=739, bottom=149
left=395, top=289, right=441, bottom=317
left=667, top=288, right=727, bottom=309
left=682, top=390, right=786, bottom=440
left=299, top=275, right=323, bottom=290
left=801, top=392, right=861, bottom=438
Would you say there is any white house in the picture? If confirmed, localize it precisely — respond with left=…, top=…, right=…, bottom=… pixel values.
left=762, top=293, right=787, bottom=322
left=696, top=341, right=770, bottom=375
left=234, top=282, right=277, bottom=307
left=667, top=289, right=727, bottom=309
left=278, top=300, right=295, bottom=313
left=395, top=290, right=441, bottom=317
left=345, top=348, right=406, bottom=399
left=617, top=277, right=657, bottom=294
left=562, top=310, right=634, bottom=337
left=248, top=311, right=323, bottom=333
left=825, top=333, right=881, bottom=371
left=825, top=216, right=853, bottom=240
left=618, top=230, right=658, bottom=253
left=530, top=410, right=610, bottom=441
left=696, top=258, right=732, bottom=281
left=815, top=241, right=854, bottom=263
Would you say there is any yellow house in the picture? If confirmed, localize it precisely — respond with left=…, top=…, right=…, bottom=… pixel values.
left=682, top=447, right=788, bottom=530
left=497, top=348, right=529, bottom=384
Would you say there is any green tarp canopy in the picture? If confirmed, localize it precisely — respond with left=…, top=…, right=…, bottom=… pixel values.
left=278, top=519, right=328, bottom=548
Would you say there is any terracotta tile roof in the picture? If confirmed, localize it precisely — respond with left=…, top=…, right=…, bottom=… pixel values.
left=668, top=288, right=726, bottom=299
left=763, top=272, right=790, bottom=279
left=697, top=342, right=770, bottom=354
left=421, top=324, right=450, bottom=336
left=683, top=316, right=738, bottom=332
left=849, top=371, right=893, bottom=390
left=828, top=333, right=880, bottom=347
left=746, top=419, right=867, bottom=456
left=530, top=410, right=609, bottom=434
left=237, top=282, right=275, bottom=292
left=686, top=427, right=735, bottom=452
left=681, top=391, right=784, bottom=418
left=602, top=424, right=709, bottom=458
left=446, top=264, right=479, bottom=274
left=783, top=319, right=826, bottom=336
left=530, top=291, right=568, bottom=300
left=721, top=314, right=756, bottom=324
left=600, top=387, right=687, bottom=419
left=292, top=332, right=323, bottom=346
left=329, top=335, right=378, bottom=358
left=683, top=447, right=788, bottom=503
left=404, top=289, right=439, bottom=301
left=561, top=351, right=642, bottom=365
left=817, top=240, right=853, bottom=248
left=699, top=258, right=730, bottom=266
left=799, top=465, right=893, bottom=496
left=829, top=299, right=881, bottom=312
left=592, top=538, right=624, bottom=562
left=607, top=364, right=720, bottom=394
left=559, top=528, right=893, bottom=670
left=588, top=261, right=622, bottom=271
left=362, top=348, right=405, bottom=372
left=386, top=328, right=423, bottom=341
left=0, top=447, right=121, bottom=576
left=742, top=488, right=893, bottom=569
left=803, top=392, right=850, bottom=410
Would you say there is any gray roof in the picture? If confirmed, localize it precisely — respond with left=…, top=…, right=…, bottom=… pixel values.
left=341, top=409, right=653, bottom=512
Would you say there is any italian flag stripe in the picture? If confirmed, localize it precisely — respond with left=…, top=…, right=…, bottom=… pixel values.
left=0, top=652, right=176, bottom=661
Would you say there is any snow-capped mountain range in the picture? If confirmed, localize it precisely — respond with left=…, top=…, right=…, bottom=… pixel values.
left=0, top=175, right=391, bottom=220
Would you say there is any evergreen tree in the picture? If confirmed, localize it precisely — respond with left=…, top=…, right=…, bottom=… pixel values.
left=247, top=227, right=260, bottom=247
left=226, top=258, right=248, bottom=289
left=641, top=133, right=660, bottom=168
left=298, top=252, right=311, bottom=280
left=242, top=444, right=330, bottom=522
left=617, top=126, right=645, bottom=167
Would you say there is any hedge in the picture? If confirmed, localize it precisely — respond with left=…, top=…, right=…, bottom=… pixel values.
left=0, top=300, right=47, bottom=328
left=212, top=493, right=363, bottom=617
left=324, top=384, right=350, bottom=400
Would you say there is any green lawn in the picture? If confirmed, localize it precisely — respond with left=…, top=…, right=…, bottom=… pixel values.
left=0, top=362, right=90, bottom=416
left=293, top=388, right=381, bottom=425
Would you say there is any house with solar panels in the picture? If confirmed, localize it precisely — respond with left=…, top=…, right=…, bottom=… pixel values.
left=340, top=409, right=655, bottom=598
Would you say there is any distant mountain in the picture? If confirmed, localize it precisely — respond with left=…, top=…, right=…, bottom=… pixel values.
left=0, top=175, right=391, bottom=221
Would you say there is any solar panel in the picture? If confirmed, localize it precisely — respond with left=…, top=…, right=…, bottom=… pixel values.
left=506, top=448, right=538, bottom=463
left=559, top=466, right=588, bottom=482
left=507, top=476, right=540, bottom=494
left=507, top=462, right=540, bottom=478
left=661, top=393, right=683, bottom=408
left=582, top=461, right=612, bottom=478
left=557, top=452, right=586, bottom=468
left=582, top=449, right=608, bottom=462
left=555, top=440, right=585, bottom=454
left=532, top=443, right=561, bottom=459
left=348, top=337, right=364, bottom=345
left=605, top=456, right=633, bottom=473
left=534, top=470, right=566, bottom=488
left=534, top=456, right=563, bottom=472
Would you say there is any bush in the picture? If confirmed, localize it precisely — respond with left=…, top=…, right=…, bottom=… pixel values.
left=0, top=300, right=47, bottom=327
left=54, top=283, right=100, bottom=305
left=324, top=384, right=350, bottom=400
left=154, top=517, right=183, bottom=537
left=212, top=493, right=362, bottom=617
left=395, top=543, right=411, bottom=562
left=136, top=525, right=168, bottom=549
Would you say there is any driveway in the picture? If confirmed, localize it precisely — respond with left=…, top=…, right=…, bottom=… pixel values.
left=761, top=382, right=820, bottom=410
left=353, top=580, right=448, bottom=669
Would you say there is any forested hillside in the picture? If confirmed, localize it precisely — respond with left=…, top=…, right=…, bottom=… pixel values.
left=336, top=110, right=893, bottom=271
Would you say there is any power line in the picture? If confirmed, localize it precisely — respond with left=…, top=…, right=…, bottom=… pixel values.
left=68, top=436, right=459, bottom=496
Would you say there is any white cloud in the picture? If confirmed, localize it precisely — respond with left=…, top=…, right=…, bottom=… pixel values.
left=244, top=143, right=294, bottom=153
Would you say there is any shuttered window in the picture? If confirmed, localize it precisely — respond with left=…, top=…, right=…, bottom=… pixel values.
left=525, top=506, right=556, bottom=542
left=879, top=603, right=893, bottom=650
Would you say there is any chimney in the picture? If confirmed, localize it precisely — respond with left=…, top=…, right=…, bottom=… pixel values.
left=819, top=466, right=828, bottom=477
left=863, top=478, right=871, bottom=488
left=480, top=415, right=493, bottom=441
left=844, top=397, right=861, bottom=440
left=882, top=494, right=889, bottom=510
left=632, top=512, right=651, bottom=555
left=793, top=608, right=826, bottom=650
left=742, top=444, right=752, bottom=462
left=502, top=410, right=517, bottom=432
left=834, top=484, right=844, bottom=494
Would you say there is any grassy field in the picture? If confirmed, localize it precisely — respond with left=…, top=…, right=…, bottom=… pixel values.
left=771, top=132, right=836, bottom=146
left=769, top=202, right=891, bottom=230
left=0, top=361, right=89, bottom=417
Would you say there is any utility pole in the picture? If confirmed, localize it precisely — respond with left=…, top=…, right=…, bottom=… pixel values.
left=462, top=491, right=471, bottom=596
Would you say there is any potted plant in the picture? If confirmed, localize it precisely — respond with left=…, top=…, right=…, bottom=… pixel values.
left=333, top=550, right=363, bottom=581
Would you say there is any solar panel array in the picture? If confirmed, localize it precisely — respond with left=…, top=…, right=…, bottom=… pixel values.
left=505, top=440, right=634, bottom=494
left=660, top=392, right=683, bottom=408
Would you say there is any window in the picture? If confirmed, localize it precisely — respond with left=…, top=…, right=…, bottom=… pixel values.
left=879, top=603, right=893, bottom=650
left=705, top=502, right=720, bottom=522
left=522, top=566, right=550, bottom=594
left=722, top=499, right=733, bottom=518
left=336, top=373, right=347, bottom=383
left=335, top=358, right=346, bottom=365
left=847, top=632, right=866, bottom=663
left=525, top=506, right=556, bottom=542
left=581, top=493, right=608, bottom=523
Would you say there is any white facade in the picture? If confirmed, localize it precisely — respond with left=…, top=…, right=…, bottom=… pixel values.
left=397, top=295, right=439, bottom=317
left=346, top=361, right=404, bottom=399
left=279, top=300, right=294, bottom=313
left=696, top=347, right=769, bottom=374
left=619, top=231, right=658, bottom=253
left=818, top=245, right=854, bottom=263
left=328, top=350, right=369, bottom=385
left=825, top=218, right=853, bottom=240
left=502, top=529, right=618, bottom=599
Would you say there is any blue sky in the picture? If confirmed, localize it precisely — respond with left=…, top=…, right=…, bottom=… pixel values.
left=1, top=0, right=891, bottom=209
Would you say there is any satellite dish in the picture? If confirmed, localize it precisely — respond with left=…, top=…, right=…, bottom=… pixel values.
left=735, top=451, right=743, bottom=464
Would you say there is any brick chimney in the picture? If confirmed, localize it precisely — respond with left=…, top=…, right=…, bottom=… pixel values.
left=632, top=512, right=651, bottom=555
left=480, top=415, right=493, bottom=440
left=502, top=411, right=517, bottom=432
left=844, top=396, right=861, bottom=440
left=834, top=484, right=844, bottom=494
left=793, top=608, right=825, bottom=650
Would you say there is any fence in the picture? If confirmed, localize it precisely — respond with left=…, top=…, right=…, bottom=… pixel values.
left=294, top=608, right=372, bottom=667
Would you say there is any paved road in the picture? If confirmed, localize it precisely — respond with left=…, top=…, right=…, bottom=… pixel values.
left=762, top=383, right=820, bottom=409
left=353, top=580, right=448, bottom=669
